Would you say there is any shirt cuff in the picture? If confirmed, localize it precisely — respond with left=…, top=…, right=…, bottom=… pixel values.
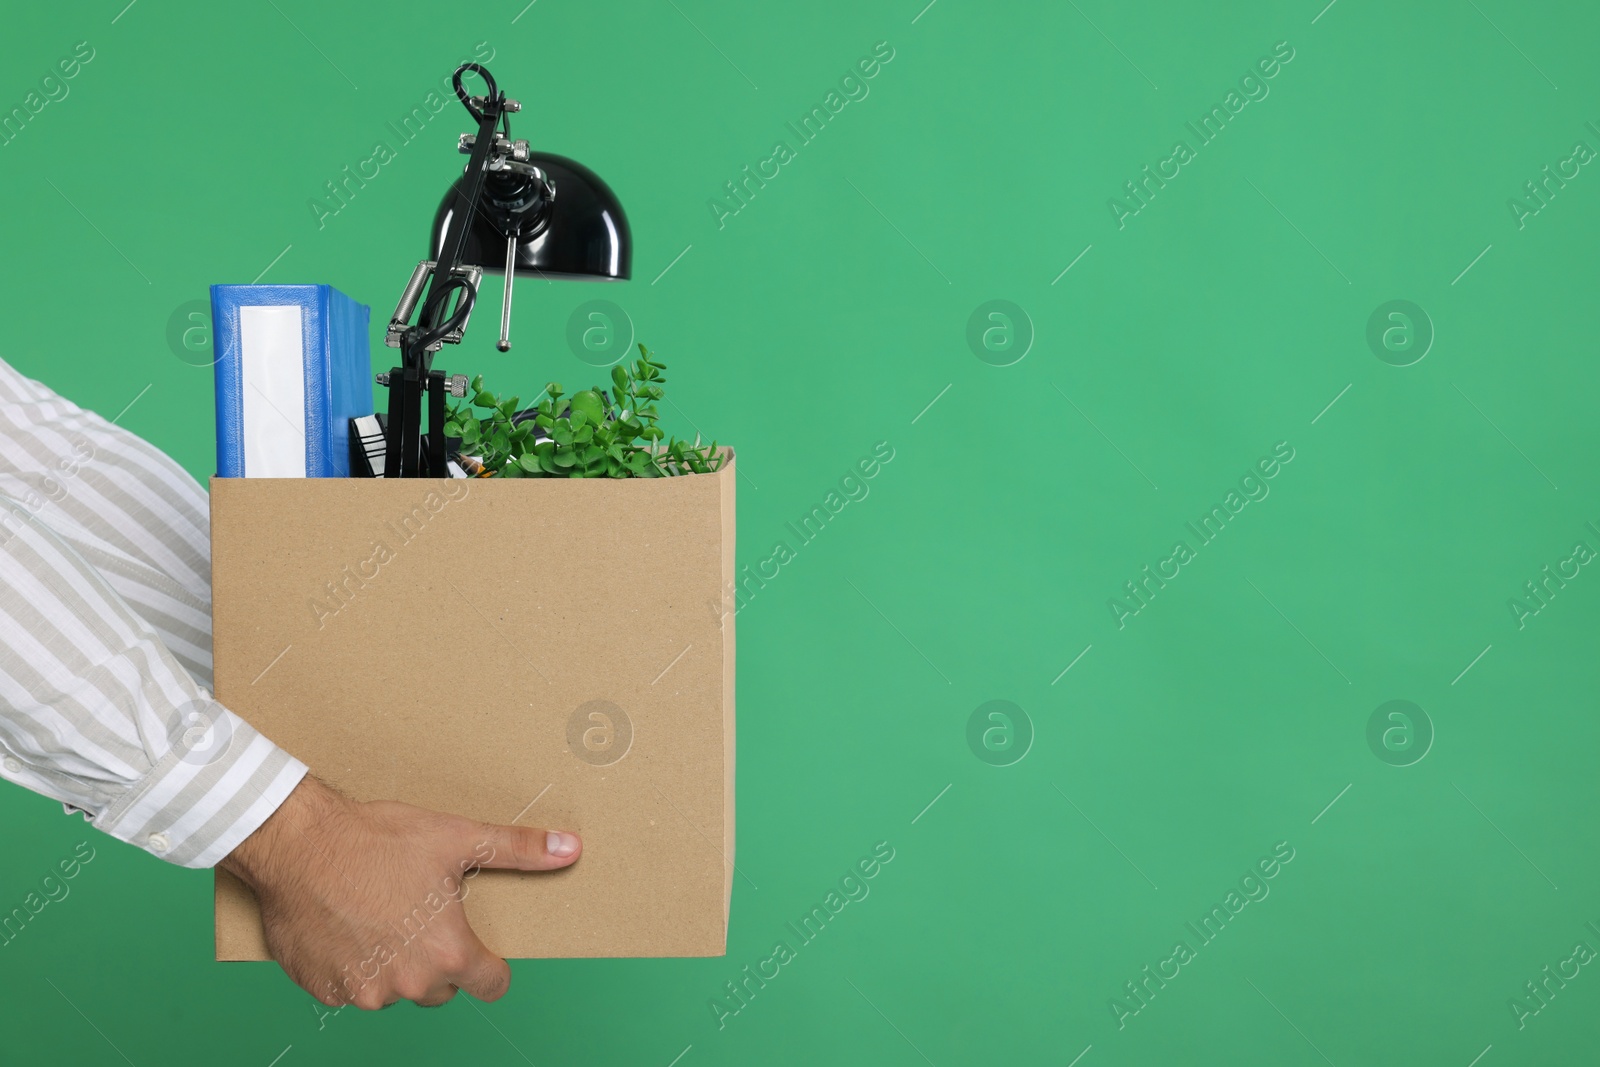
left=92, top=697, right=308, bottom=868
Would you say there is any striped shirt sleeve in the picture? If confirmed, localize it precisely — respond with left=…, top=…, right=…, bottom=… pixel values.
left=0, top=362, right=306, bottom=868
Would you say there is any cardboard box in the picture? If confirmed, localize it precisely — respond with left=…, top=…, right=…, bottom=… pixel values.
left=209, top=457, right=736, bottom=959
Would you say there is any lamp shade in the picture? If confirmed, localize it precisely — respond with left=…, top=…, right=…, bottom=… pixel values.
left=430, top=152, right=630, bottom=281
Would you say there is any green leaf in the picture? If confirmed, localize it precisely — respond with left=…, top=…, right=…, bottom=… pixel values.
left=569, top=389, right=606, bottom=427
left=443, top=421, right=462, bottom=437
left=517, top=453, right=542, bottom=473
left=611, top=365, right=628, bottom=392
left=554, top=426, right=574, bottom=446
left=474, top=390, right=497, bottom=408
left=552, top=449, right=575, bottom=467
left=499, top=461, right=524, bottom=478
left=471, top=374, right=484, bottom=392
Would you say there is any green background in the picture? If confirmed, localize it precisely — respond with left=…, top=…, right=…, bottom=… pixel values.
left=2, top=0, right=1597, bottom=1063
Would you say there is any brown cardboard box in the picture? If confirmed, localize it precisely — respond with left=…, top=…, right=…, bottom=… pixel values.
left=209, top=456, right=735, bottom=959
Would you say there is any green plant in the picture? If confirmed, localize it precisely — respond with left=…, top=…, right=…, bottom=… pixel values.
left=444, top=345, right=726, bottom=478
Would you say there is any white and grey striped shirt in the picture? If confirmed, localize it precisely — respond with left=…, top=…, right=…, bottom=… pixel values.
left=0, top=359, right=305, bottom=868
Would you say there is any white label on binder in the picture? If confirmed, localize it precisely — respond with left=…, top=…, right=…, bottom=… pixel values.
left=239, top=305, right=307, bottom=478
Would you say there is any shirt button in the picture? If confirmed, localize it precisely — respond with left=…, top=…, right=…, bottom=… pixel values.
left=148, top=833, right=171, bottom=853
left=2, top=757, right=20, bottom=774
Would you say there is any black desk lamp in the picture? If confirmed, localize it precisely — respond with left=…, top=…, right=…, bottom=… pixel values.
left=381, top=63, right=631, bottom=478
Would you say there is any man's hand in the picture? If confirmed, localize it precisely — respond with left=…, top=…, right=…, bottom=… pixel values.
left=219, top=775, right=580, bottom=1010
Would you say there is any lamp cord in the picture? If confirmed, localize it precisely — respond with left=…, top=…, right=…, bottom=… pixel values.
left=453, top=63, right=503, bottom=125
left=414, top=275, right=476, bottom=350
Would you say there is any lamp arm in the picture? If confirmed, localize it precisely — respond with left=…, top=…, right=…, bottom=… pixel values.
left=410, top=72, right=504, bottom=367
left=427, top=63, right=507, bottom=316
left=383, top=64, right=509, bottom=478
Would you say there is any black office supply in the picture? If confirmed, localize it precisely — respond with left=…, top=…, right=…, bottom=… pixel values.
left=350, top=413, right=388, bottom=478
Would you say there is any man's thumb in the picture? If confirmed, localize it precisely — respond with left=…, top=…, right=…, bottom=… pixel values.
left=466, top=822, right=582, bottom=871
